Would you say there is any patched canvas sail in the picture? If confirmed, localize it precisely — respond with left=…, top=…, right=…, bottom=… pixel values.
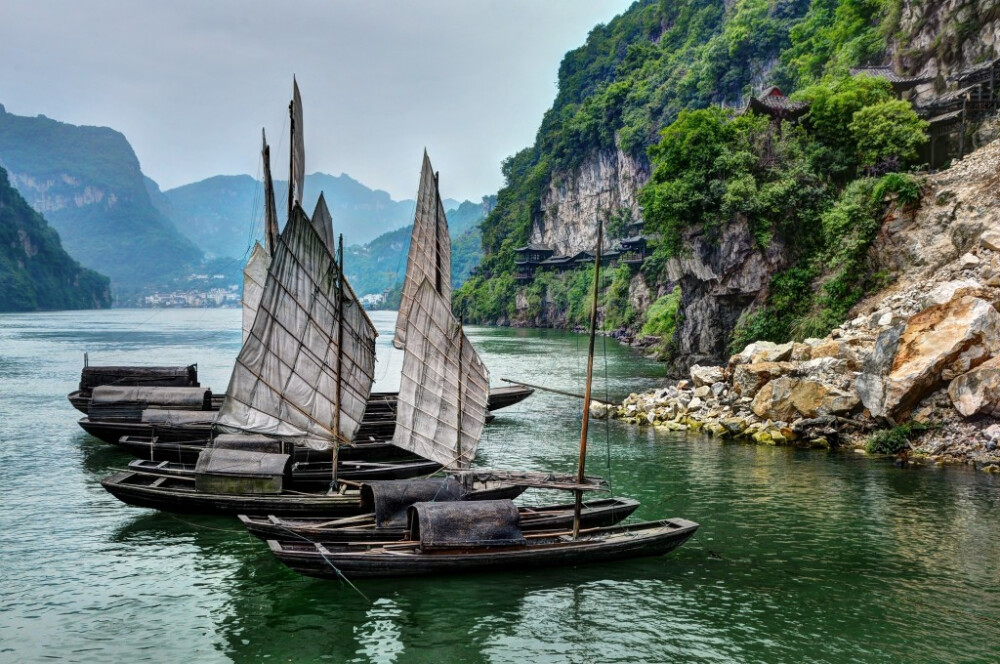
left=311, top=192, right=335, bottom=256
left=393, top=151, right=452, bottom=349
left=261, top=128, right=279, bottom=254
left=241, top=242, right=270, bottom=344
left=218, top=204, right=377, bottom=449
left=392, top=279, right=488, bottom=468
left=290, top=78, right=305, bottom=210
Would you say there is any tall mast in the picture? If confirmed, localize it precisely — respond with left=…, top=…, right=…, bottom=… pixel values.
left=572, top=221, right=603, bottom=540
left=434, top=170, right=443, bottom=295
left=261, top=129, right=278, bottom=255
left=332, top=234, right=345, bottom=487
left=287, top=96, right=294, bottom=221
left=456, top=313, right=464, bottom=465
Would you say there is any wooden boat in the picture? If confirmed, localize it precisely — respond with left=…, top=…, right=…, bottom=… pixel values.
left=67, top=363, right=200, bottom=413
left=263, top=224, right=698, bottom=580
left=266, top=503, right=699, bottom=578
left=127, top=456, right=442, bottom=490
left=100, top=470, right=525, bottom=517
left=239, top=496, right=640, bottom=543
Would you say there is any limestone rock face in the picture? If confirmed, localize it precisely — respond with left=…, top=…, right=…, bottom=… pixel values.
left=949, top=356, right=1000, bottom=417
left=752, top=376, right=860, bottom=421
left=690, top=364, right=725, bottom=388
left=732, top=361, right=797, bottom=398
left=860, top=295, right=1000, bottom=418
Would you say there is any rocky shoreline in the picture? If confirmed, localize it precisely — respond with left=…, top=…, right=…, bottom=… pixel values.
left=600, top=140, right=1000, bottom=472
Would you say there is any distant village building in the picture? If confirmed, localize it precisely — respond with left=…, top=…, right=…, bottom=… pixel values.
left=359, top=292, right=386, bottom=308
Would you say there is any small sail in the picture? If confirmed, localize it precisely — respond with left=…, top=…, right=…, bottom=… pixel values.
left=393, top=150, right=452, bottom=349
left=290, top=78, right=305, bottom=209
left=311, top=192, right=335, bottom=256
left=218, top=204, right=378, bottom=450
left=392, top=279, right=488, bottom=468
left=261, top=129, right=279, bottom=254
left=241, top=242, right=270, bottom=344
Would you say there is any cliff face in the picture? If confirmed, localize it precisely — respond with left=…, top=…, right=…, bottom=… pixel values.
left=531, top=147, right=649, bottom=256
left=0, top=105, right=203, bottom=294
left=0, top=166, right=111, bottom=311
left=509, top=0, right=1000, bottom=371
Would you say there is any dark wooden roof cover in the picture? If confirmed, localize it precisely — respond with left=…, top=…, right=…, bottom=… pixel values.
left=850, top=66, right=933, bottom=87
left=742, top=87, right=809, bottom=119
left=949, top=57, right=1000, bottom=83
left=513, top=243, right=553, bottom=253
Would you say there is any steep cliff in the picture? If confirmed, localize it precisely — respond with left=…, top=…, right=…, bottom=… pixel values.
left=0, top=105, right=204, bottom=295
left=0, top=166, right=110, bottom=311
left=461, top=0, right=1000, bottom=374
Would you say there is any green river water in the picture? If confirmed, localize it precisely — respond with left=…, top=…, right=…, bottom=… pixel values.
left=0, top=308, right=998, bottom=663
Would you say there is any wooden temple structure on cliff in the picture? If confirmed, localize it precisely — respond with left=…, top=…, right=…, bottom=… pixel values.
left=513, top=236, right=648, bottom=283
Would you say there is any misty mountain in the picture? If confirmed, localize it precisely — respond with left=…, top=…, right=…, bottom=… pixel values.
left=0, top=165, right=110, bottom=311
left=160, top=171, right=463, bottom=260
left=0, top=104, right=205, bottom=298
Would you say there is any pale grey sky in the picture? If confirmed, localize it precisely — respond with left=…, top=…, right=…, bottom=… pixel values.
left=0, top=0, right=634, bottom=201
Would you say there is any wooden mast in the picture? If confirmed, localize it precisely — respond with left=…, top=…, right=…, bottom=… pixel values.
left=331, top=234, right=344, bottom=489
left=572, top=221, right=603, bottom=540
left=287, top=96, right=294, bottom=221
left=434, top=171, right=443, bottom=295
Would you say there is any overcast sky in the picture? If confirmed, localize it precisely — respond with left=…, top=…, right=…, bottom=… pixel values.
left=0, top=0, right=634, bottom=201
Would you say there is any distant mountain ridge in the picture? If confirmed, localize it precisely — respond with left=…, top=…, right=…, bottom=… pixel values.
left=0, top=165, right=110, bottom=311
left=159, top=171, right=463, bottom=260
left=0, top=104, right=205, bottom=299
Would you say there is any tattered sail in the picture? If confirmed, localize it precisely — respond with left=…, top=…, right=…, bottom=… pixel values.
left=311, top=192, right=335, bottom=255
left=289, top=78, right=305, bottom=211
left=393, top=150, right=452, bottom=349
left=261, top=129, right=279, bottom=254
left=241, top=242, right=270, bottom=344
left=392, top=279, right=488, bottom=468
left=218, top=204, right=377, bottom=449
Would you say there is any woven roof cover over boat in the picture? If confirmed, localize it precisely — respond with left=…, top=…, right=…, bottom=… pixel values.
left=242, top=242, right=271, bottom=344
left=91, top=386, right=211, bottom=409
left=360, top=477, right=467, bottom=527
left=407, top=499, right=526, bottom=550
left=80, top=365, right=197, bottom=391
left=216, top=204, right=377, bottom=450
left=141, top=409, right=218, bottom=426
left=391, top=279, right=488, bottom=469
left=212, top=433, right=287, bottom=454
left=194, top=447, right=290, bottom=478
left=393, top=151, right=452, bottom=349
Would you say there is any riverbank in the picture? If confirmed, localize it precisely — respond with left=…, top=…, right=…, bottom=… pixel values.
left=604, top=139, right=1000, bottom=472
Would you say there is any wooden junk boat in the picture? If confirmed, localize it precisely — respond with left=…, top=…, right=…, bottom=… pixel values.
left=101, top=112, right=543, bottom=519
left=239, top=476, right=639, bottom=542
left=264, top=223, right=698, bottom=578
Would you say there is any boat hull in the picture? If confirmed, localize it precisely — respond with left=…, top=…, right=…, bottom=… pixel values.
left=268, top=519, right=699, bottom=578
left=239, top=497, right=640, bottom=542
left=100, top=470, right=526, bottom=516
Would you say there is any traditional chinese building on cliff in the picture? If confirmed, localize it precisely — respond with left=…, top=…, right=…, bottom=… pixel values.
left=513, top=237, right=646, bottom=283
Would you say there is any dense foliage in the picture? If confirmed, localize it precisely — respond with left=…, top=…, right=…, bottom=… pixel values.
left=0, top=167, right=110, bottom=311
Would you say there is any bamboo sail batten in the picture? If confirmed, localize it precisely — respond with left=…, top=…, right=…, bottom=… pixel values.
left=216, top=204, right=377, bottom=450
left=391, top=279, right=489, bottom=469
left=393, top=151, right=452, bottom=349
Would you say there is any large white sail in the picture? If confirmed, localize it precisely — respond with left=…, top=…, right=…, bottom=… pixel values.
left=218, top=204, right=377, bottom=450
left=393, top=150, right=452, bottom=349
left=391, top=279, right=488, bottom=468
left=241, top=241, right=270, bottom=344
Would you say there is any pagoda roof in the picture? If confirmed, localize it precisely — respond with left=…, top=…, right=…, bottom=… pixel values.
left=949, top=57, right=1000, bottom=83
left=850, top=66, right=933, bottom=86
left=742, top=87, right=809, bottom=118
left=513, top=243, right=553, bottom=253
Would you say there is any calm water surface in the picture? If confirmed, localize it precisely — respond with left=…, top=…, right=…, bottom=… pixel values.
left=1, top=308, right=998, bottom=663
